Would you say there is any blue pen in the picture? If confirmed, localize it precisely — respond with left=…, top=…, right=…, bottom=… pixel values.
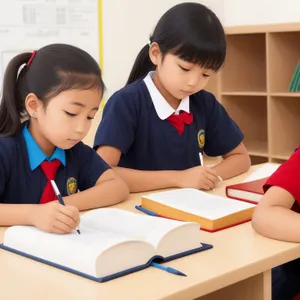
left=135, top=205, right=158, bottom=216
left=150, top=262, right=186, bottom=277
left=50, top=180, right=81, bottom=235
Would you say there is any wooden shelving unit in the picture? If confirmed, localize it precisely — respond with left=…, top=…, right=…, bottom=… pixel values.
left=206, top=23, right=300, bottom=164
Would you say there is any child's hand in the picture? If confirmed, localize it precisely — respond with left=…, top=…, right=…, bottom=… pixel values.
left=179, top=166, right=219, bottom=190
left=32, top=201, right=80, bottom=234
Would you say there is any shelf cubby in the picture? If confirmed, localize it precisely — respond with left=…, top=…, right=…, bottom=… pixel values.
left=268, top=32, right=300, bottom=93
left=269, top=96, right=300, bottom=158
left=221, top=33, right=266, bottom=93
left=221, top=95, right=268, bottom=157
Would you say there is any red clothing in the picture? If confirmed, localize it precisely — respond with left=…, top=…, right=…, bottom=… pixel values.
left=263, top=148, right=300, bottom=213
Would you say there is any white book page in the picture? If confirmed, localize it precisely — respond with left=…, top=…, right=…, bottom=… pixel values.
left=4, top=225, right=153, bottom=278
left=144, top=188, right=255, bottom=220
left=242, top=163, right=280, bottom=182
left=81, top=208, right=199, bottom=254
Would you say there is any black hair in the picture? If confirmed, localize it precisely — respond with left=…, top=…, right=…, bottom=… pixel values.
left=0, top=43, right=104, bottom=137
left=126, top=2, right=226, bottom=85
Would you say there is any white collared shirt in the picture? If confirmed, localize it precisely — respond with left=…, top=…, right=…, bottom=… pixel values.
left=143, top=71, right=190, bottom=120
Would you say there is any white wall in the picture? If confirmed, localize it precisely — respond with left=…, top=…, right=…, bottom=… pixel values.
left=224, top=0, right=300, bottom=26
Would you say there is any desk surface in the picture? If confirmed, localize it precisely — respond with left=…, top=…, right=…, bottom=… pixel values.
left=1, top=165, right=300, bottom=300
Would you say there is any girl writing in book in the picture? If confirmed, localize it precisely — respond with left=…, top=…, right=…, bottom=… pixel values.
left=0, top=44, right=129, bottom=234
left=252, top=149, right=300, bottom=300
left=94, top=3, right=250, bottom=193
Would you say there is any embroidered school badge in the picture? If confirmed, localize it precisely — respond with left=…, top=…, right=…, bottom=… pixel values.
left=197, top=129, right=205, bottom=148
left=66, top=177, right=77, bottom=195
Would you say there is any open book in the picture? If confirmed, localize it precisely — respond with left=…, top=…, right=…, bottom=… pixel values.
left=0, top=208, right=212, bottom=282
left=139, top=188, right=255, bottom=232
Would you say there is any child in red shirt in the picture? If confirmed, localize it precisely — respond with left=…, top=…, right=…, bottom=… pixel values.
left=252, top=148, right=300, bottom=300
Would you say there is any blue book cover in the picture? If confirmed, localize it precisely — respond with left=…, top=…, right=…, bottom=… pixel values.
left=0, top=242, right=212, bottom=282
left=0, top=208, right=213, bottom=282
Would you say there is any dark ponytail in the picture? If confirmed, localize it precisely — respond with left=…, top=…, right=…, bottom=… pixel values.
left=0, top=53, right=32, bottom=137
left=0, top=44, right=104, bottom=137
left=126, top=44, right=155, bottom=85
left=126, top=2, right=226, bottom=85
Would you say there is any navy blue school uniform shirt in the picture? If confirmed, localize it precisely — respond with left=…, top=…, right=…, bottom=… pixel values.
left=94, top=71, right=244, bottom=171
left=0, top=124, right=110, bottom=204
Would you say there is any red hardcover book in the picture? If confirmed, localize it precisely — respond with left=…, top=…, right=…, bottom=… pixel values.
left=226, top=177, right=269, bottom=204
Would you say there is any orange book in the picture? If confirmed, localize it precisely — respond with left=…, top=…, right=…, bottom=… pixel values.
left=226, top=177, right=269, bottom=204
left=140, top=188, right=255, bottom=232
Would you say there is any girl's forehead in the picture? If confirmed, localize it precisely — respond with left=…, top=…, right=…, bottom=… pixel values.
left=48, top=89, right=101, bottom=106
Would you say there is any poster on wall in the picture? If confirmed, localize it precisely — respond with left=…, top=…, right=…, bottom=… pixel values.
left=0, top=0, right=101, bottom=88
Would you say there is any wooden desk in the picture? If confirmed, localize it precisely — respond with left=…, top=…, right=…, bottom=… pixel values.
left=1, top=165, right=300, bottom=300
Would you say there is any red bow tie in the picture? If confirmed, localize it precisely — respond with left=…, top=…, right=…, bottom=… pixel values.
left=39, top=159, right=61, bottom=204
left=167, top=111, right=193, bottom=135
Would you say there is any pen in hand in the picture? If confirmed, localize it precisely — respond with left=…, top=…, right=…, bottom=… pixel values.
left=199, top=152, right=204, bottom=166
left=199, top=152, right=223, bottom=182
left=50, top=180, right=81, bottom=234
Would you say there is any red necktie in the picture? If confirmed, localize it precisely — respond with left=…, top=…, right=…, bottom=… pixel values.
left=167, top=111, right=193, bottom=135
left=39, top=159, right=61, bottom=204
